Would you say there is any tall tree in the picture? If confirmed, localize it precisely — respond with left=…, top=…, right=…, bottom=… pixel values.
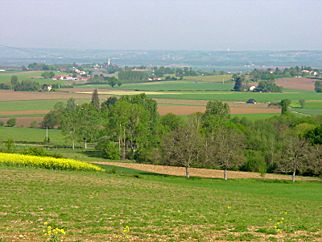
left=280, top=99, right=291, bottom=114
left=161, top=122, right=203, bottom=178
left=277, top=134, right=312, bottom=182
left=232, top=74, right=244, bottom=91
left=91, top=89, right=100, bottom=110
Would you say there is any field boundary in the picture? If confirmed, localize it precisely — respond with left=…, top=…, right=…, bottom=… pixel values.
left=93, top=161, right=320, bottom=181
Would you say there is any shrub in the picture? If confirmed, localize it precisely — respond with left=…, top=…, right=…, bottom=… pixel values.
left=6, top=118, right=16, bottom=127
left=241, top=151, right=267, bottom=175
left=102, top=142, right=120, bottom=160
left=0, top=120, right=4, bottom=127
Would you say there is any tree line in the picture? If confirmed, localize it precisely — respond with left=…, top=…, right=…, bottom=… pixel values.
left=42, top=91, right=322, bottom=181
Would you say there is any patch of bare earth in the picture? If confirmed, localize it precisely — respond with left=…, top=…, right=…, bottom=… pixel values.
left=158, top=102, right=280, bottom=115
left=93, top=162, right=318, bottom=181
left=0, top=117, right=43, bottom=127
left=276, top=78, right=315, bottom=91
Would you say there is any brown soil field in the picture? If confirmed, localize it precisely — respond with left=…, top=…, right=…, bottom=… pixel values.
left=0, top=90, right=91, bottom=101
left=0, top=117, right=43, bottom=127
left=158, top=102, right=280, bottom=115
left=276, top=78, right=315, bottom=91
left=94, top=161, right=319, bottom=181
left=0, top=110, right=48, bottom=116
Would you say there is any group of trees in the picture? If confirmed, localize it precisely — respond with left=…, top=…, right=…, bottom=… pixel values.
left=232, top=74, right=282, bottom=92
left=43, top=92, right=322, bottom=181
left=249, top=66, right=320, bottom=81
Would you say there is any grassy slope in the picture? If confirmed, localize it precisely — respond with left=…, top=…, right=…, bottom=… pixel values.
left=0, top=166, right=321, bottom=241
left=0, top=127, right=65, bottom=145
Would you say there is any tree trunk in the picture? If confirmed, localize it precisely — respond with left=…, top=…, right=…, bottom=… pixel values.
left=185, top=166, right=190, bottom=178
left=224, top=169, right=228, bottom=181
left=84, top=139, right=87, bottom=149
left=72, top=140, right=75, bottom=150
left=292, top=170, right=296, bottom=183
left=122, top=128, right=126, bottom=160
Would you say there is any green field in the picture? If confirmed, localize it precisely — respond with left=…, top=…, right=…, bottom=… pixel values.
left=183, top=74, right=232, bottom=82
left=148, top=90, right=322, bottom=103
left=0, top=166, right=321, bottom=241
left=0, top=99, right=87, bottom=112
left=0, top=71, right=70, bottom=85
left=0, top=127, right=65, bottom=145
left=117, top=81, right=234, bottom=91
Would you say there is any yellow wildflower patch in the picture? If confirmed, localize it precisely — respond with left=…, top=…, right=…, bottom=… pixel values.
left=0, top=152, right=104, bottom=172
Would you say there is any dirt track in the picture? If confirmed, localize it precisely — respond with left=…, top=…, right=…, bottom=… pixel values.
left=94, top=161, right=319, bottom=181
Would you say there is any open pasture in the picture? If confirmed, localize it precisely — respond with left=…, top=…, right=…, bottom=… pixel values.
left=0, top=166, right=321, bottom=241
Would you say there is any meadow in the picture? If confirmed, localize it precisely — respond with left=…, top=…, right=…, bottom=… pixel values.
left=0, top=165, right=321, bottom=241
left=0, top=71, right=69, bottom=85
left=0, top=127, right=65, bottom=145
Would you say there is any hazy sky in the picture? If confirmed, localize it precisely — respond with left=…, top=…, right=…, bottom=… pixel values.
left=1, top=0, right=322, bottom=50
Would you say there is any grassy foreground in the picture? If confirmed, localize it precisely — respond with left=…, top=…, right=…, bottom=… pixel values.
left=0, top=165, right=321, bottom=241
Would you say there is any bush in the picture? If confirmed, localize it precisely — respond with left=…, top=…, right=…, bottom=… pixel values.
left=102, top=142, right=120, bottom=160
left=241, top=151, right=267, bottom=175
left=22, top=147, right=62, bottom=158
left=6, top=118, right=16, bottom=127
left=0, top=120, right=4, bottom=127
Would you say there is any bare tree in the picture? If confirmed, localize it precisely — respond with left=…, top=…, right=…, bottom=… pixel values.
left=278, top=135, right=312, bottom=182
left=161, top=123, right=202, bottom=178
left=208, top=127, right=245, bottom=180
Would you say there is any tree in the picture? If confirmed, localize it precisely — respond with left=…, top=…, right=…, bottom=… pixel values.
left=161, top=122, right=203, bottom=178
left=91, top=89, right=100, bottom=110
left=10, top=76, right=18, bottom=88
left=299, top=99, right=305, bottom=109
left=305, top=125, right=322, bottom=145
left=280, top=99, right=291, bottom=114
left=277, top=134, right=312, bottom=182
left=232, top=74, right=244, bottom=91
left=6, top=118, right=16, bottom=127
left=207, top=127, right=244, bottom=180
left=41, top=72, right=55, bottom=79
left=314, top=81, right=322, bottom=93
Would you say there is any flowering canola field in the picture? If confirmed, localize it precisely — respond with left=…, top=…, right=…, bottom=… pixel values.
left=0, top=152, right=103, bottom=171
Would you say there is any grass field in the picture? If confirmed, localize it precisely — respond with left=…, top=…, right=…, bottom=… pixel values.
left=0, top=71, right=69, bottom=85
left=183, top=74, right=232, bottom=83
left=0, top=99, right=87, bottom=112
left=147, top=90, right=322, bottom=103
left=0, top=127, right=65, bottom=145
left=0, top=166, right=321, bottom=241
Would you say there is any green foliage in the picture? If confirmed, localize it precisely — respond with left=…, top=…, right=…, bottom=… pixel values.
left=102, top=142, right=120, bottom=160
left=91, top=89, right=100, bottom=110
left=118, top=70, right=150, bottom=82
left=280, top=99, right=291, bottom=114
left=314, top=81, right=322, bottom=92
left=6, top=118, right=16, bottom=127
left=41, top=72, right=55, bottom=79
left=232, top=74, right=244, bottom=91
left=305, top=125, right=322, bottom=144
left=5, top=139, right=15, bottom=152
left=256, top=80, right=282, bottom=92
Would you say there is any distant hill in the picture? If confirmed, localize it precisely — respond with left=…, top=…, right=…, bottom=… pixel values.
left=1, top=46, right=322, bottom=71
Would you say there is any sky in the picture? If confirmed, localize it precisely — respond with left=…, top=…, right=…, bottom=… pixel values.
left=1, top=0, right=322, bottom=51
